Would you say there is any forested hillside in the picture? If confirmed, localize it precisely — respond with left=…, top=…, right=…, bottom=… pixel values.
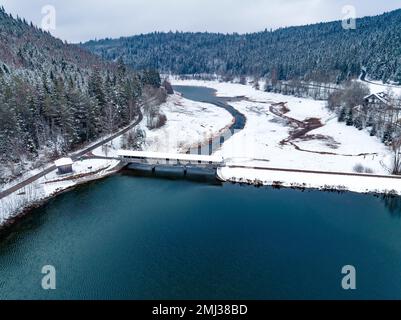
left=83, top=9, right=401, bottom=84
left=0, top=7, right=161, bottom=182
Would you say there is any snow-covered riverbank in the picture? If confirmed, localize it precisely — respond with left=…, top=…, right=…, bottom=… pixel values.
left=0, top=93, right=234, bottom=226
left=218, top=166, right=401, bottom=195
left=2, top=79, right=401, bottom=227
left=172, top=79, right=400, bottom=194
left=90, top=92, right=233, bottom=157
left=0, top=158, right=121, bottom=227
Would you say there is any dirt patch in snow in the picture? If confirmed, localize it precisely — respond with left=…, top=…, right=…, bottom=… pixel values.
left=269, top=102, right=378, bottom=157
left=269, top=102, right=323, bottom=144
left=296, top=134, right=341, bottom=150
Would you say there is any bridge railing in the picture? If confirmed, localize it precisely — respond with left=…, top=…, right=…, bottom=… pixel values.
left=119, top=155, right=224, bottom=168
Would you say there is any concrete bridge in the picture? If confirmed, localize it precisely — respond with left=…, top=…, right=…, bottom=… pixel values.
left=117, top=150, right=225, bottom=175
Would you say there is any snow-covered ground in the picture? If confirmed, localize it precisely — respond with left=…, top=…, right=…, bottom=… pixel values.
left=218, top=167, right=401, bottom=195
left=172, top=79, right=401, bottom=193
left=0, top=93, right=233, bottom=225
left=172, top=79, right=393, bottom=173
left=0, top=158, right=119, bottom=225
left=358, top=78, right=401, bottom=96
left=141, top=94, right=233, bottom=153
left=2, top=79, right=401, bottom=226
left=92, top=93, right=233, bottom=157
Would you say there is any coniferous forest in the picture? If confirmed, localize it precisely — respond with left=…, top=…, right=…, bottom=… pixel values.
left=3, top=6, right=401, bottom=183
left=83, top=9, right=401, bottom=84
left=0, top=7, right=161, bottom=181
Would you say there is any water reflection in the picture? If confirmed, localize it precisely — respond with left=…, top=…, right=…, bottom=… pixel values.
left=120, top=167, right=222, bottom=185
left=381, top=194, right=401, bottom=218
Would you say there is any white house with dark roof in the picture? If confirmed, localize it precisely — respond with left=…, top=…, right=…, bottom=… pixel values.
left=364, top=92, right=392, bottom=108
left=358, top=92, right=401, bottom=129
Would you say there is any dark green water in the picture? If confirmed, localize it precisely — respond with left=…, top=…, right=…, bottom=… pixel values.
left=1, top=173, right=401, bottom=300
left=2, top=85, right=401, bottom=300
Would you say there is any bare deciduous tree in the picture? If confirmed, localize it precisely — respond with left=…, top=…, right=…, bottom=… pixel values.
left=392, top=138, right=401, bottom=175
left=103, top=103, right=118, bottom=136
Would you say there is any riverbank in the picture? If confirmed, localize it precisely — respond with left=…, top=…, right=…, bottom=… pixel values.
left=0, top=163, right=121, bottom=233
left=218, top=166, right=401, bottom=195
left=4, top=173, right=401, bottom=299
left=170, top=79, right=401, bottom=194
left=3, top=80, right=401, bottom=228
left=0, top=158, right=121, bottom=228
left=0, top=92, right=234, bottom=228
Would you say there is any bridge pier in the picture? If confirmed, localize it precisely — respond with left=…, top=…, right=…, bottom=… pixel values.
left=118, top=150, right=225, bottom=178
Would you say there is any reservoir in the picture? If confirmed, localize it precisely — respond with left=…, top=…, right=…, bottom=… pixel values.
left=1, top=175, right=401, bottom=299
left=1, top=86, right=401, bottom=300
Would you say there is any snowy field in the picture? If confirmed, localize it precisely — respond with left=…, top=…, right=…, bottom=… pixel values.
left=141, top=94, right=233, bottom=153
left=359, top=78, right=401, bottom=96
left=92, top=93, right=233, bottom=157
left=172, top=79, right=393, bottom=174
left=2, top=79, right=401, bottom=226
left=172, top=79, right=401, bottom=193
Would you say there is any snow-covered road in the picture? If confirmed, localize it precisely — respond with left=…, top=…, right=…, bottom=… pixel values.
left=2, top=78, right=401, bottom=227
left=0, top=93, right=234, bottom=226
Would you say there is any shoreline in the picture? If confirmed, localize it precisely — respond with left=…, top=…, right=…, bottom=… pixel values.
left=4, top=157, right=401, bottom=234
left=221, top=175, right=400, bottom=196
left=5, top=162, right=400, bottom=234
left=3, top=159, right=401, bottom=234
left=2, top=80, right=401, bottom=231
left=0, top=89, right=236, bottom=231
left=0, top=165, right=122, bottom=234
left=173, top=85, right=244, bottom=155
left=217, top=166, right=401, bottom=196
left=184, top=116, right=236, bottom=153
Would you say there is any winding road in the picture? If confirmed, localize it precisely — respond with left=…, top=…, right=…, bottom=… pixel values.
left=0, top=98, right=153, bottom=200
left=3, top=85, right=401, bottom=203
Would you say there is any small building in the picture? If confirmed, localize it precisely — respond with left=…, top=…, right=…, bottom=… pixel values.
left=363, top=92, right=391, bottom=109
left=55, top=157, right=73, bottom=174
